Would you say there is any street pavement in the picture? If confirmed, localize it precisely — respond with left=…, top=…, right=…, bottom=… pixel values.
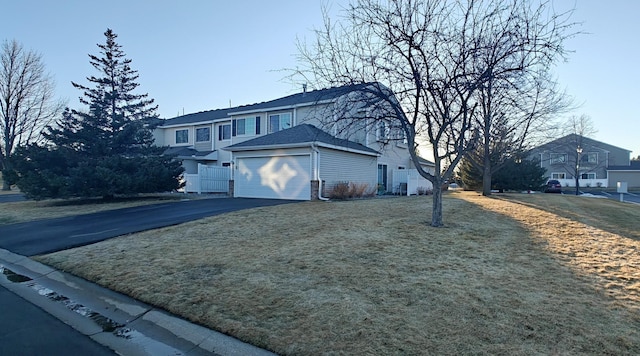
left=0, top=193, right=26, bottom=203
left=0, top=197, right=297, bottom=355
left=0, top=284, right=115, bottom=355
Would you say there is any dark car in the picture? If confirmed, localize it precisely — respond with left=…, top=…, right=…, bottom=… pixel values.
left=544, top=179, right=562, bottom=193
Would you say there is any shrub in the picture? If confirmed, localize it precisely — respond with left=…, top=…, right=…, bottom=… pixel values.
left=416, top=186, right=432, bottom=195
left=329, top=182, right=374, bottom=200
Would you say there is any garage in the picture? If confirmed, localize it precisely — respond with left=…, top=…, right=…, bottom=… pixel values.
left=234, top=154, right=311, bottom=200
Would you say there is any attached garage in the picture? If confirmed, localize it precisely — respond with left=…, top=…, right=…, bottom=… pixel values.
left=224, top=124, right=380, bottom=200
left=234, top=154, right=311, bottom=200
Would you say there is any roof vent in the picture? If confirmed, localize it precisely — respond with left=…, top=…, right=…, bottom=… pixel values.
left=302, top=83, right=307, bottom=96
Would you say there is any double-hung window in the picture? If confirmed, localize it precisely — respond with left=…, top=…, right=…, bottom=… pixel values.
left=196, top=127, right=210, bottom=142
left=218, top=124, right=231, bottom=140
left=550, top=153, right=567, bottom=165
left=376, top=122, right=389, bottom=141
left=232, top=116, right=261, bottom=136
left=268, top=113, right=292, bottom=133
left=175, top=129, right=188, bottom=144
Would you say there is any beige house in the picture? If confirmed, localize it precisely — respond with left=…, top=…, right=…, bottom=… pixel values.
left=153, top=83, right=434, bottom=199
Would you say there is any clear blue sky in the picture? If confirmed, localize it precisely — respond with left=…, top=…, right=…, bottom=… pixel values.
left=2, top=1, right=638, bottom=158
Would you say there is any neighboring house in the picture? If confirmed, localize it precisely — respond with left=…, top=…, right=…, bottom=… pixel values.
left=153, top=83, right=435, bottom=199
left=527, top=134, right=640, bottom=188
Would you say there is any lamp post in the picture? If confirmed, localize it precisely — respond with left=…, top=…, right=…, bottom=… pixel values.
left=575, top=146, right=583, bottom=195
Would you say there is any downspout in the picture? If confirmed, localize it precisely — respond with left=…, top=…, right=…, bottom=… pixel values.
left=312, top=144, right=329, bottom=201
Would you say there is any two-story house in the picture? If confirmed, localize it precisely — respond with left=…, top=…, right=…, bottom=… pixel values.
left=153, top=83, right=434, bottom=200
left=527, top=134, right=639, bottom=188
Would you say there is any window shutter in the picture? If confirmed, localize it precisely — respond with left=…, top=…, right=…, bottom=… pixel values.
left=255, top=116, right=261, bottom=135
left=232, top=120, right=237, bottom=136
left=218, top=126, right=223, bottom=140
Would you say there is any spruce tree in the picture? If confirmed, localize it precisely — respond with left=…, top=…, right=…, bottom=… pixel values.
left=14, top=29, right=183, bottom=199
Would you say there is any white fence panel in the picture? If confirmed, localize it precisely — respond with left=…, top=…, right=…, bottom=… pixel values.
left=184, top=164, right=230, bottom=193
left=392, top=169, right=433, bottom=195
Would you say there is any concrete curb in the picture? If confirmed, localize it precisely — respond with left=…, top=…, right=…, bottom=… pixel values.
left=0, top=248, right=276, bottom=356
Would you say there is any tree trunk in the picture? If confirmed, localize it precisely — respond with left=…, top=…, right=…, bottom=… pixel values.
left=431, top=184, right=444, bottom=227
left=482, top=163, right=492, bottom=196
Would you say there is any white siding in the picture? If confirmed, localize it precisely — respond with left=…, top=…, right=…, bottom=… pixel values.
left=319, top=148, right=378, bottom=193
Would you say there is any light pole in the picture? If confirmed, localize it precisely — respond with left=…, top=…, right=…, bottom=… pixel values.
left=575, top=146, right=582, bottom=195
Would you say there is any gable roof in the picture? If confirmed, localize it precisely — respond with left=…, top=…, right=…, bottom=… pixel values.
left=532, top=134, right=631, bottom=154
left=223, top=124, right=379, bottom=156
left=158, top=83, right=375, bottom=127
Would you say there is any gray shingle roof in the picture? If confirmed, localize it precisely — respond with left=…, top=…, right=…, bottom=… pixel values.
left=224, top=124, right=379, bottom=155
left=159, top=83, right=375, bottom=126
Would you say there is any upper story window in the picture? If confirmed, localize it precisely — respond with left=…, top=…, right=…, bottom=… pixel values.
left=175, top=129, right=188, bottom=144
left=196, top=127, right=210, bottom=142
left=376, top=121, right=389, bottom=141
left=218, top=124, right=231, bottom=140
left=550, top=153, right=567, bottom=165
left=232, top=116, right=261, bottom=136
left=268, top=113, right=292, bottom=133
left=580, top=152, right=598, bottom=165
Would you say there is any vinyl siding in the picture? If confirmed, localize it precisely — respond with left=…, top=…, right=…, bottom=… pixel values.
left=319, top=147, right=378, bottom=193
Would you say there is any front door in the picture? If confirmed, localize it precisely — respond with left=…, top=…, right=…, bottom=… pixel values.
left=377, top=164, right=388, bottom=192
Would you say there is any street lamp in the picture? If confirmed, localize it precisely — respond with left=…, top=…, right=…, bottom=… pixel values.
left=575, top=146, right=583, bottom=195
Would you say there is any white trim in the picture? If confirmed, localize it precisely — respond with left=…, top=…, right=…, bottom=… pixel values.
left=223, top=142, right=379, bottom=157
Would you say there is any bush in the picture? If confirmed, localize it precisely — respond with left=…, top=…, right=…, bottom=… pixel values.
left=329, top=182, right=374, bottom=200
left=416, top=186, right=432, bottom=195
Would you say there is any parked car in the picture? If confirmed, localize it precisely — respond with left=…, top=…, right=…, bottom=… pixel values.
left=544, top=179, right=562, bottom=193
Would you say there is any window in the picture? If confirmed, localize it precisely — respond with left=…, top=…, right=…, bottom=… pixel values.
left=392, top=126, right=408, bottom=146
left=175, top=129, right=188, bottom=144
left=580, top=173, right=596, bottom=179
left=196, top=127, right=210, bottom=142
left=580, top=152, right=598, bottom=165
left=376, top=122, right=389, bottom=141
left=232, top=116, right=260, bottom=136
left=218, top=124, right=231, bottom=140
left=268, top=113, right=292, bottom=133
left=551, top=172, right=566, bottom=179
left=550, top=153, right=567, bottom=165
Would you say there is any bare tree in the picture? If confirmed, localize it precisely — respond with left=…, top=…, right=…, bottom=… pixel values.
left=565, top=114, right=597, bottom=195
left=292, top=0, right=575, bottom=226
left=0, top=39, right=63, bottom=190
left=467, top=67, right=575, bottom=196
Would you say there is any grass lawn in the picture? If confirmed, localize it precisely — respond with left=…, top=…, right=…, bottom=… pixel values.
left=36, top=192, right=640, bottom=355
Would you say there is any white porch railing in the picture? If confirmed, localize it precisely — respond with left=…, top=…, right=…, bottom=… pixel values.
left=556, top=178, right=608, bottom=188
left=183, top=164, right=230, bottom=194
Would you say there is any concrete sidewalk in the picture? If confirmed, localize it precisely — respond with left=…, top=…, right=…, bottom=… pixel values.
left=0, top=248, right=277, bottom=356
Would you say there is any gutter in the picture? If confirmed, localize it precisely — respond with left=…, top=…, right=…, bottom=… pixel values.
left=312, top=144, right=329, bottom=201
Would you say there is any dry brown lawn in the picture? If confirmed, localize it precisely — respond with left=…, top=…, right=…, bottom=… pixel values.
left=37, top=192, right=640, bottom=355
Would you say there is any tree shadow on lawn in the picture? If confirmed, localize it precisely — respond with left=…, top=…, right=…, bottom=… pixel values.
left=454, top=193, right=640, bottom=317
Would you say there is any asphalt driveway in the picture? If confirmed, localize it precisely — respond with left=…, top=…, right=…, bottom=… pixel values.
left=0, top=198, right=298, bottom=256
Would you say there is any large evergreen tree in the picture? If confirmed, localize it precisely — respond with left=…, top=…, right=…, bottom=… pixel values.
left=14, top=29, right=183, bottom=199
left=459, top=150, right=546, bottom=192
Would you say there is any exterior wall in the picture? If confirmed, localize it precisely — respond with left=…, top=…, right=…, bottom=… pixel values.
left=609, top=171, right=640, bottom=188
left=318, top=147, right=378, bottom=194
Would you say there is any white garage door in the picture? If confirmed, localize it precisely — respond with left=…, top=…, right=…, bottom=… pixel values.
left=235, top=155, right=311, bottom=200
